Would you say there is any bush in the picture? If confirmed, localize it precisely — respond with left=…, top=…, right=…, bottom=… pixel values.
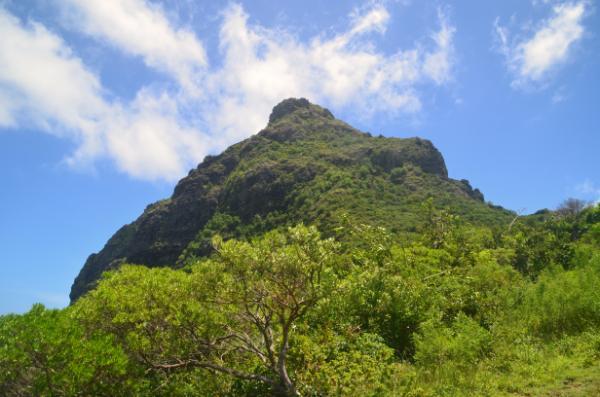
left=414, top=313, right=492, bottom=370
left=0, top=304, right=135, bottom=397
left=520, top=264, right=600, bottom=336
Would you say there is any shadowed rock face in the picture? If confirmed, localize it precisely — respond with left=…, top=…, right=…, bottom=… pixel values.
left=70, top=98, right=503, bottom=302
left=369, top=138, right=448, bottom=177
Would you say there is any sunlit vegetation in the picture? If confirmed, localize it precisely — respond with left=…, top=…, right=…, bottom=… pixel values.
left=2, top=202, right=599, bottom=396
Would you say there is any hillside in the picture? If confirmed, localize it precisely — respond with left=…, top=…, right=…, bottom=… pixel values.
left=70, top=98, right=512, bottom=302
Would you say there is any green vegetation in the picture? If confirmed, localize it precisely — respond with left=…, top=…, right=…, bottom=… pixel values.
left=3, top=202, right=599, bottom=396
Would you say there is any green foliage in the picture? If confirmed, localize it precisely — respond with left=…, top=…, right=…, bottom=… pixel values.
left=519, top=261, right=600, bottom=337
left=415, top=313, right=492, bottom=370
left=0, top=304, right=135, bottom=396
left=177, top=212, right=242, bottom=265
left=294, top=332, right=407, bottom=396
left=73, top=225, right=344, bottom=396
left=3, top=203, right=600, bottom=396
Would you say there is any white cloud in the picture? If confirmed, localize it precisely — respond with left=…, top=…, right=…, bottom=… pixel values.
left=0, top=90, right=18, bottom=126
left=62, top=0, right=207, bottom=93
left=348, top=4, right=390, bottom=36
left=520, top=3, right=585, bottom=79
left=0, top=10, right=107, bottom=141
left=0, top=9, right=207, bottom=181
left=100, top=90, right=208, bottom=180
left=494, top=1, right=587, bottom=87
left=200, top=3, right=455, bottom=143
left=424, top=8, right=455, bottom=84
left=0, top=2, right=456, bottom=181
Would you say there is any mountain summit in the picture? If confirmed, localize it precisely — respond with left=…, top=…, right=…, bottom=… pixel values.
left=70, top=98, right=511, bottom=301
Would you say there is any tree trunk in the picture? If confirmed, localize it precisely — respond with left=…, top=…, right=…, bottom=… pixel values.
left=272, top=382, right=300, bottom=397
left=274, top=322, right=299, bottom=396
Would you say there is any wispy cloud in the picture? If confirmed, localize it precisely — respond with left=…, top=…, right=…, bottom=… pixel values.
left=424, top=8, right=455, bottom=85
left=61, top=0, right=207, bottom=93
left=494, top=1, right=587, bottom=88
left=201, top=3, right=455, bottom=144
left=576, top=179, right=600, bottom=204
left=551, top=86, right=568, bottom=103
left=0, top=1, right=456, bottom=181
left=348, top=3, right=390, bottom=36
left=0, top=9, right=208, bottom=180
left=0, top=10, right=106, bottom=154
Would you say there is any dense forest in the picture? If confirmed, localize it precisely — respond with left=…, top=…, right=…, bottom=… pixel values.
left=2, top=100, right=599, bottom=396
left=2, top=200, right=599, bottom=396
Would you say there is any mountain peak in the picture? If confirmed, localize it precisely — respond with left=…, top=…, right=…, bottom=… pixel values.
left=70, top=98, right=510, bottom=302
left=268, top=97, right=334, bottom=124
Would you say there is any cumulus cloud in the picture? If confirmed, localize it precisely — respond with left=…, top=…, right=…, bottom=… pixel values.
left=61, top=0, right=207, bottom=93
left=200, top=3, right=455, bottom=143
left=0, top=9, right=207, bottom=180
left=100, top=90, right=208, bottom=180
left=0, top=1, right=456, bottom=181
left=494, top=1, right=587, bottom=87
left=0, top=10, right=106, bottom=142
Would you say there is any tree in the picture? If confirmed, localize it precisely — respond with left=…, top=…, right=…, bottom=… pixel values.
left=556, top=198, right=589, bottom=218
left=0, top=305, right=133, bottom=397
left=419, top=198, right=460, bottom=250
left=74, top=225, right=340, bottom=397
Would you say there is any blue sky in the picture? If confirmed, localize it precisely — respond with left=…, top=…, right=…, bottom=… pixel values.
left=0, top=0, right=598, bottom=314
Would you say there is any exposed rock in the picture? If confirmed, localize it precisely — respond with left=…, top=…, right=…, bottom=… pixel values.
left=268, top=97, right=333, bottom=124
left=457, top=179, right=485, bottom=202
left=369, top=137, right=448, bottom=178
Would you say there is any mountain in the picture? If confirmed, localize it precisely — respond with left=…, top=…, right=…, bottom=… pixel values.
left=70, top=98, right=513, bottom=302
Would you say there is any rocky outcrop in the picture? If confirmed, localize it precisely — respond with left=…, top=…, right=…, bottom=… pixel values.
left=268, top=98, right=333, bottom=124
left=369, top=137, right=448, bottom=178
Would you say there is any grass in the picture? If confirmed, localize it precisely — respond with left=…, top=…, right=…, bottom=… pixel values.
left=514, top=365, right=600, bottom=396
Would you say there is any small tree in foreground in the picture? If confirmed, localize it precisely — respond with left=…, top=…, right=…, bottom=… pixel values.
left=74, top=225, right=340, bottom=396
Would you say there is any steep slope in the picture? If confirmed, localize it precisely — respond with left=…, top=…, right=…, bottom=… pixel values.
left=70, top=98, right=513, bottom=301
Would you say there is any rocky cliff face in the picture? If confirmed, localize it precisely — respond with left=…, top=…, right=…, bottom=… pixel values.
left=70, top=98, right=509, bottom=302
